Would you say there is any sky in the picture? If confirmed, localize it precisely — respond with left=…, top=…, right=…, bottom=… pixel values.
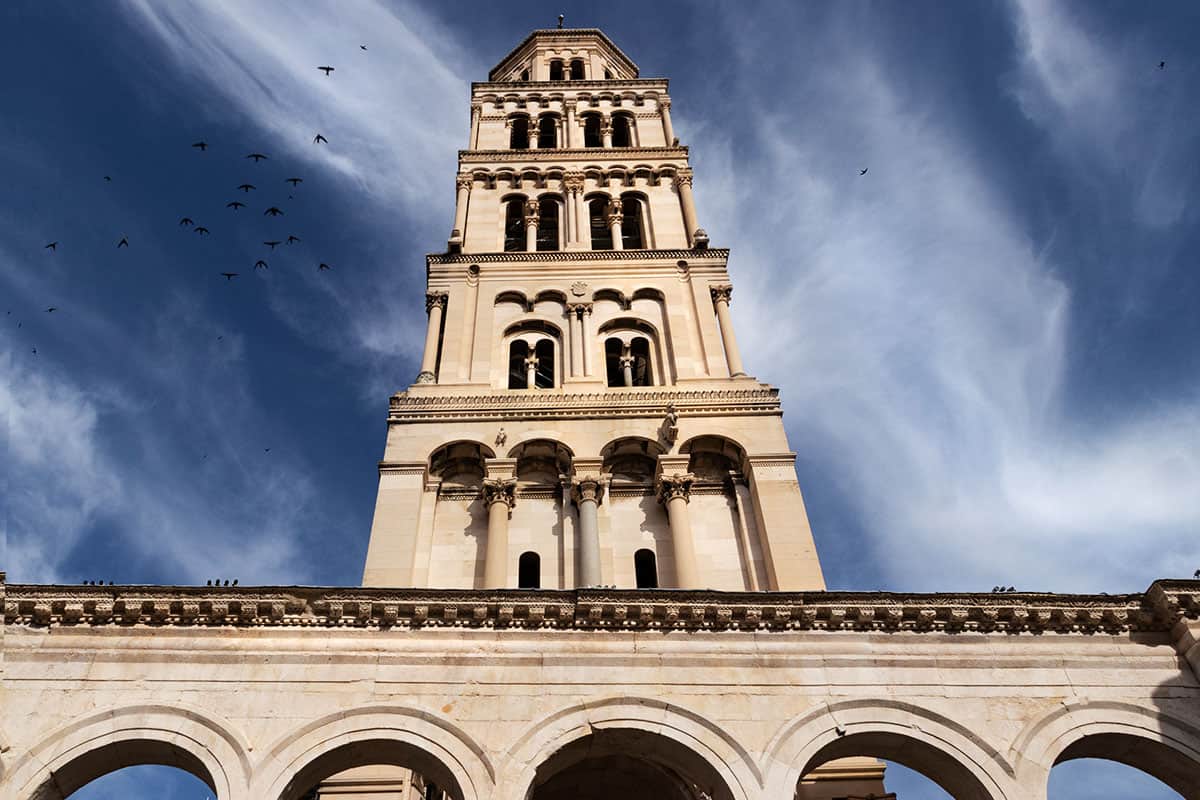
left=2, top=1, right=1197, bottom=798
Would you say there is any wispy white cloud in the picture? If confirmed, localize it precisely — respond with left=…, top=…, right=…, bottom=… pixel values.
left=692, top=6, right=1200, bottom=592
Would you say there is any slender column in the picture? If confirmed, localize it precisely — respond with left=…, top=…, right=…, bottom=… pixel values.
left=469, top=102, right=482, bottom=149
left=524, top=354, right=538, bottom=389
left=563, top=171, right=584, bottom=246
left=449, top=174, right=471, bottom=250
left=570, top=475, right=606, bottom=587
left=674, top=168, right=699, bottom=245
left=564, top=101, right=576, bottom=148
left=660, top=97, right=676, bottom=145
left=580, top=304, right=594, bottom=375
left=481, top=478, right=516, bottom=588
left=567, top=304, right=585, bottom=377
left=607, top=200, right=624, bottom=251
left=729, top=472, right=760, bottom=591
left=657, top=472, right=699, bottom=588
left=415, top=292, right=448, bottom=384
left=601, top=116, right=613, bottom=148
left=710, top=285, right=746, bottom=377
left=524, top=198, right=539, bottom=251
left=620, top=353, right=635, bottom=387
left=527, top=115, right=539, bottom=149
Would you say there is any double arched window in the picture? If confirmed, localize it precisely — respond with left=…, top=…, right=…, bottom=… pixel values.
left=586, top=193, right=648, bottom=250
left=604, top=336, right=653, bottom=387
left=502, top=195, right=564, bottom=252
left=505, top=321, right=561, bottom=390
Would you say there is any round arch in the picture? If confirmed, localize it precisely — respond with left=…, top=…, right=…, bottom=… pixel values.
left=497, top=696, right=760, bottom=800
left=8, top=704, right=250, bottom=800
left=763, top=699, right=1015, bottom=800
left=255, top=706, right=494, bottom=800
left=678, top=435, right=749, bottom=478
left=1014, top=700, right=1200, bottom=798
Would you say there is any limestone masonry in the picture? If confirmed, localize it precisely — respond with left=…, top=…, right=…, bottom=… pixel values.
left=2, top=27, right=1198, bottom=800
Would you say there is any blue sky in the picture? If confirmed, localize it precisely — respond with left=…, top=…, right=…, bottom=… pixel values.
left=2, top=1, right=1196, bottom=798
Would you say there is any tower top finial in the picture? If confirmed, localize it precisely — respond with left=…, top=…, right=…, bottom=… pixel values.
left=557, top=14, right=564, bottom=29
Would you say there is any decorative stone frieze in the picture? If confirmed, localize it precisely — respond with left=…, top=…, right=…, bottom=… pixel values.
left=427, top=247, right=729, bottom=264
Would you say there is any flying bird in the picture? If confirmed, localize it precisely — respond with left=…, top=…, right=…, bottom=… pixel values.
left=264, top=207, right=283, bottom=216
left=179, top=217, right=194, bottom=227
left=194, top=226, right=210, bottom=235
left=245, top=152, right=269, bottom=162
left=192, top=141, right=208, bottom=151
left=45, top=242, right=57, bottom=251
left=45, top=306, right=58, bottom=313
left=285, top=177, right=303, bottom=186
left=1194, top=569, right=1199, bottom=579
left=226, top=200, right=246, bottom=210
left=360, top=44, right=367, bottom=51
left=117, top=236, right=129, bottom=248
left=263, top=240, right=281, bottom=250
left=1159, top=61, right=1166, bottom=70
left=286, top=235, right=301, bottom=244
left=318, top=65, right=334, bottom=75
left=313, top=133, right=327, bottom=144
left=318, top=262, right=332, bottom=271
left=859, top=168, right=868, bottom=176
left=103, top=175, right=112, bottom=182
left=255, top=259, right=268, bottom=270
left=220, top=272, right=239, bottom=281
left=237, top=183, right=256, bottom=192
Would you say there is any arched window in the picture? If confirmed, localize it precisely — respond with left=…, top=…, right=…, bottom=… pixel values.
left=630, top=337, right=652, bottom=385
left=582, top=114, right=602, bottom=148
left=519, top=68, right=530, bottom=81
left=611, top=114, right=633, bottom=147
left=548, top=60, right=564, bottom=81
left=536, top=198, right=560, bottom=251
left=635, top=549, right=658, bottom=589
left=509, top=116, right=530, bottom=150
left=588, top=197, right=613, bottom=250
left=605, top=336, right=654, bottom=387
left=503, top=197, right=526, bottom=252
left=604, top=337, right=624, bottom=387
left=508, top=339, right=531, bottom=389
left=604, top=68, right=613, bottom=79
left=537, top=115, right=557, bottom=149
left=570, top=59, right=585, bottom=80
left=534, top=339, right=555, bottom=388
left=620, top=196, right=645, bottom=249
left=518, top=551, right=541, bottom=588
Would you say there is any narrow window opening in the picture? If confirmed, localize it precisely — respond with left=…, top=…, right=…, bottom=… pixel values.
left=630, top=337, right=652, bottom=386
left=519, top=69, right=529, bottom=82
left=620, top=196, right=645, bottom=249
left=508, top=340, right=530, bottom=389
left=583, top=115, right=602, bottom=148
left=537, top=115, right=557, bottom=149
left=534, top=339, right=556, bottom=388
left=504, top=199, right=525, bottom=252
left=536, top=199, right=560, bottom=251
left=570, top=59, right=585, bottom=80
left=588, top=198, right=612, bottom=250
left=635, top=549, right=658, bottom=588
left=509, top=116, right=529, bottom=150
left=611, top=115, right=632, bottom=147
left=604, top=338, right=624, bottom=387
left=604, top=68, right=613, bottom=80
left=518, top=551, right=541, bottom=588
left=549, top=60, right=564, bottom=81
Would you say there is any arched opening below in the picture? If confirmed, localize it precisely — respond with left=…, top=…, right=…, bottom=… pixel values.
left=537, top=115, right=558, bottom=149
left=508, top=340, right=531, bottom=389
left=1049, top=759, right=1183, bottom=799
left=634, top=549, right=658, bottom=589
left=612, top=115, right=633, bottom=147
left=536, top=199, right=560, bottom=251
left=519, top=551, right=541, bottom=589
left=534, top=339, right=556, bottom=388
left=1049, top=733, right=1198, bottom=799
left=29, top=741, right=218, bottom=800
left=66, top=765, right=213, bottom=800
left=509, top=116, right=530, bottom=150
left=798, top=732, right=993, bottom=800
left=549, top=60, right=564, bottom=81
left=504, top=198, right=526, bottom=252
left=570, top=59, right=585, bottom=80
left=278, top=740, right=463, bottom=800
left=582, top=115, right=602, bottom=148
left=621, top=196, right=646, bottom=249
left=528, top=728, right=734, bottom=800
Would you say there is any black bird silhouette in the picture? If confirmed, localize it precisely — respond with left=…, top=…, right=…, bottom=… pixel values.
left=264, top=207, right=283, bottom=217
left=194, top=226, right=211, bottom=236
left=192, top=141, right=208, bottom=151
left=318, top=65, right=334, bottom=75
left=31, top=347, right=37, bottom=355
left=318, top=262, right=331, bottom=271
left=255, top=259, right=268, bottom=270
left=220, top=272, right=239, bottom=281
left=226, top=200, right=246, bottom=210
left=360, top=44, right=367, bottom=51
left=103, top=175, right=112, bottom=182
left=206, top=580, right=212, bottom=586
left=45, top=242, right=57, bottom=251
left=1194, top=569, right=1199, bottom=579
left=232, top=579, right=238, bottom=586
left=286, top=235, right=301, bottom=244
left=246, top=152, right=269, bottom=162
left=286, top=177, right=303, bottom=186
left=237, top=183, right=256, bottom=193
left=264, top=448, right=271, bottom=453
left=313, top=133, right=328, bottom=144
left=45, top=306, right=57, bottom=313
left=859, top=168, right=868, bottom=176
left=263, top=240, right=281, bottom=250
left=117, top=236, right=129, bottom=248
left=1159, top=61, right=1166, bottom=70
left=179, top=217, right=194, bottom=227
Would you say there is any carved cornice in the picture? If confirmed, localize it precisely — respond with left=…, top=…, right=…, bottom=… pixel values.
left=6, top=583, right=1197, bottom=633
left=428, top=248, right=728, bottom=265
left=459, top=146, right=687, bottom=163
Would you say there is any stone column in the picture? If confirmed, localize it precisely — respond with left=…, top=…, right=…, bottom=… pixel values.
left=580, top=304, right=594, bottom=376
left=607, top=200, right=624, bottom=251
left=524, top=198, right=539, bottom=252
left=620, top=354, right=635, bottom=387
left=570, top=474, right=606, bottom=587
left=657, top=471, right=699, bottom=588
left=567, top=304, right=586, bottom=377
left=601, top=116, right=613, bottom=148
left=527, top=115, right=539, bottom=149
left=481, top=478, right=516, bottom=588
left=660, top=97, right=675, bottom=145
left=710, top=285, right=746, bottom=377
left=524, top=354, right=538, bottom=389
left=674, top=168, right=699, bottom=245
left=469, top=102, right=482, bottom=149
left=563, top=171, right=584, bottom=247
left=448, top=174, right=471, bottom=251
left=564, top=101, right=576, bottom=148
left=415, top=292, right=448, bottom=384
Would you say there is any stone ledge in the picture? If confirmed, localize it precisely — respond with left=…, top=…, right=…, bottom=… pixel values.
left=459, top=146, right=689, bottom=163
left=5, top=583, right=1197, bottom=634
left=427, top=248, right=728, bottom=265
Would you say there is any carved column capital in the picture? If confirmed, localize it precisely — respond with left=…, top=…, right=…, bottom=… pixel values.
left=656, top=473, right=695, bottom=504
left=605, top=199, right=623, bottom=227
left=523, top=198, right=540, bottom=226
left=660, top=97, right=671, bottom=110
left=619, top=355, right=635, bottom=368
left=710, top=284, right=733, bottom=305
left=566, top=301, right=593, bottom=318
left=674, top=168, right=694, bottom=188
left=569, top=474, right=608, bottom=506
left=599, top=118, right=614, bottom=136
left=455, top=173, right=474, bottom=190
left=425, top=291, right=449, bottom=313
left=563, top=171, right=585, bottom=193
left=481, top=478, right=516, bottom=508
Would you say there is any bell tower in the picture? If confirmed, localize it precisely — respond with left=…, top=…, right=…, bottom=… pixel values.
left=362, top=27, right=826, bottom=593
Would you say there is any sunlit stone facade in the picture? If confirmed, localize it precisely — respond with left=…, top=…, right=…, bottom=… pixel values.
left=2, top=28, right=1199, bottom=800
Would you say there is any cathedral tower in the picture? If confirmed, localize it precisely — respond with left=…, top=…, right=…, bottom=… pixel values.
left=362, top=28, right=826, bottom=593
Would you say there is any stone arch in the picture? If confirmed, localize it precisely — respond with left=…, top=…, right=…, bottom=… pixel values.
left=428, top=440, right=496, bottom=487
left=256, top=706, right=494, bottom=800
left=678, top=435, right=749, bottom=479
left=495, top=289, right=533, bottom=311
left=508, top=437, right=574, bottom=483
left=8, top=704, right=250, bottom=800
left=763, top=699, right=1015, bottom=800
left=1014, top=700, right=1200, bottom=799
left=497, top=696, right=760, bottom=800
left=601, top=436, right=666, bottom=485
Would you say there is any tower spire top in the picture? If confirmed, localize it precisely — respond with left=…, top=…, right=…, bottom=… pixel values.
left=557, top=14, right=564, bottom=29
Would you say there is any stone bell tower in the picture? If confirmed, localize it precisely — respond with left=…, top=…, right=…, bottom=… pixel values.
left=361, top=27, right=826, bottom=593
